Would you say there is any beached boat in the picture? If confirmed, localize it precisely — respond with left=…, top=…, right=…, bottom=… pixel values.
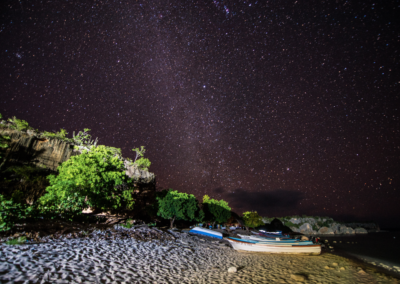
left=227, top=238, right=321, bottom=255
left=189, top=227, right=223, bottom=239
left=251, top=231, right=291, bottom=239
left=237, top=235, right=313, bottom=245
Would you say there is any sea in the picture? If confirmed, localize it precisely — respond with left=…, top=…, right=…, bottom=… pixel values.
left=320, top=230, right=400, bottom=277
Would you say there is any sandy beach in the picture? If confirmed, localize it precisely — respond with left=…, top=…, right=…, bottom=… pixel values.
left=1, top=227, right=399, bottom=284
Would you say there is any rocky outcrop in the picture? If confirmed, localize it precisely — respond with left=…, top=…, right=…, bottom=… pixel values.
left=318, top=227, right=335, bottom=234
left=343, top=222, right=380, bottom=232
left=355, top=227, right=368, bottom=234
left=264, top=216, right=376, bottom=235
left=336, top=225, right=355, bottom=234
left=0, top=128, right=77, bottom=171
left=298, top=223, right=317, bottom=234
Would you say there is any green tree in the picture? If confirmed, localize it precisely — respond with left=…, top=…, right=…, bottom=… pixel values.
left=242, top=211, right=264, bottom=231
left=131, top=146, right=151, bottom=171
left=38, top=145, right=135, bottom=215
left=157, top=189, right=204, bottom=228
left=202, top=195, right=231, bottom=226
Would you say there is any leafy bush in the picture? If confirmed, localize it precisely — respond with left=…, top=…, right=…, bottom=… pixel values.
left=72, top=128, right=98, bottom=148
left=134, top=158, right=151, bottom=171
left=130, top=146, right=151, bottom=171
left=38, top=145, right=135, bottom=216
left=0, top=195, right=33, bottom=231
left=242, top=211, right=264, bottom=230
left=42, top=129, right=71, bottom=142
left=202, top=195, right=231, bottom=225
left=0, top=134, right=10, bottom=159
left=7, top=116, right=32, bottom=131
left=121, top=219, right=134, bottom=229
left=157, top=189, right=204, bottom=228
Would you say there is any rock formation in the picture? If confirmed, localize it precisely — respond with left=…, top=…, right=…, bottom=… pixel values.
left=0, top=128, right=77, bottom=171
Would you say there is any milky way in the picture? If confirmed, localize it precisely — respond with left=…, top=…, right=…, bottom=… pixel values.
left=1, top=0, right=399, bottom=226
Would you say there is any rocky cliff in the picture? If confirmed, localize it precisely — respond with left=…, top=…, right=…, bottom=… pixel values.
left=0, top=128, right=77, bottom=171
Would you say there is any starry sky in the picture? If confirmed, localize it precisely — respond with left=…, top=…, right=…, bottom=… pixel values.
left=1, top=0, right=399, bottom=227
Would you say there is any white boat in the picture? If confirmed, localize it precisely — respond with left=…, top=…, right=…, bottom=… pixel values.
left=189, top=227, right=223, bottom=239
left=237, top=234, right=313, bottom=244
left=227, top=238, right=321, bottom=255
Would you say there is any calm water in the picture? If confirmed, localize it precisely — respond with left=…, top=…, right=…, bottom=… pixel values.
left=320, top=231, right=400, bottom=273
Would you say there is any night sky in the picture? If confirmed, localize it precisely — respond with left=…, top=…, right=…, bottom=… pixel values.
left=1, top=0, right=399, bottom=227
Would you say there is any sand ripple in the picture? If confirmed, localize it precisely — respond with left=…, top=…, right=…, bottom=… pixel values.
left=0, top=230, right=399, bottom=283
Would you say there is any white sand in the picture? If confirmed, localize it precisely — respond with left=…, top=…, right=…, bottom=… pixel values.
left=0, top=229, right=399, bottom=284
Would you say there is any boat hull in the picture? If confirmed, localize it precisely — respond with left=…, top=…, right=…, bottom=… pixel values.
left=227, top=238, right=321, bottom=255
left=189, top=227, right=223, bottom=239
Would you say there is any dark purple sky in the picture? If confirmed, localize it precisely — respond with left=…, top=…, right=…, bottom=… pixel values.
left=1, top=0, right=399, bottom=227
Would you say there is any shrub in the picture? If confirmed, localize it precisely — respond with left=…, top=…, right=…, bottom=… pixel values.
left=38, top=145, right=135, bottom=217
left=242, top=211, right=264, bottom=230
left=157, top=189, right=204, bottom=228
left=0, top=195, right=33, bottom=231
left=202, top=195, right=231, bottom=226
left=7, top=116, right=32, bottom=131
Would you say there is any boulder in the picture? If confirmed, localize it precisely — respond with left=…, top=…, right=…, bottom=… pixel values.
left=290, top=227, right=300, bottom=233
left=355, top=227, right=368, bottom=234
left=318, top=227, right=335, bottom=234
left=299, top=223, right=314, bottom=234
left=329, top=222, right=341, bottom=232
left=288, top=218, right=302, bottom=225
left=337, top=226, right=355, bottom=234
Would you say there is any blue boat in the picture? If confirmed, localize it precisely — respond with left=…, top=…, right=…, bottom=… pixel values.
left=189, top=227, right=223, bottom=239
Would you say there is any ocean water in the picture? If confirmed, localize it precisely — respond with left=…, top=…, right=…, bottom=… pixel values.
left=320, top=231, right=400, bottom=275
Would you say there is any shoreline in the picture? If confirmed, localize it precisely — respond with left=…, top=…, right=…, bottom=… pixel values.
left=1, top=228, right=400, bottom=283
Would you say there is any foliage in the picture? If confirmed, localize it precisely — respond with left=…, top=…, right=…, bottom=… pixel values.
left=157, top=189, right=204, bottom=228
left=0, top=195, right=33, bottom=231
left=121, top=219, right=134, bottom=229
left=72, top=128, right=98, bottom=148
left=284, top=221, right=300, bottom=228
left=130, top=146, right=151, bottom=171
left=132, top=146, right=146, bottom=162
left=134, top=158, right=151, bottom=171
left=42, top=128, right=71, bottom=141
left=38, top=145, right=135, bottom=217
left=242, top=211, right=264, bottom=229
left=0, top=134, right=10, bottom=159
left=202, top=195, right=231, bottom=225
left=6, top=236, right=27, bottom=245
left=7, top=116, right=32, bottom=131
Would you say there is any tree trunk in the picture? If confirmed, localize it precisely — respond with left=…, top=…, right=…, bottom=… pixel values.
left=212, top=221, right=215, bottom=228
left=170, top=216, right=176, bottom=229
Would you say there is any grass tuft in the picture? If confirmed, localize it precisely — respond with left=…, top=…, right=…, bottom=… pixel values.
left=5, top=236, right=27, bottom=245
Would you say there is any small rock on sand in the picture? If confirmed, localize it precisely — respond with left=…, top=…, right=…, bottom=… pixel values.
left=291, top=274, right=306, bottom=281
left=358, top=269, right=367, bottom=275
left=228, top=267, right=237, bottom=273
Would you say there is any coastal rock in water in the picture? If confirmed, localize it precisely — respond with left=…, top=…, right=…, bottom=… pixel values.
left=337, top=226, right=355, bottom=234
left=318, top=227, right=335, bottom=234
left=355, top=227, right=368, bottom=234
left=299, top=223, right=316, bottom=234
left=329, top=222, right=341, bottom=232
left=343, top=222, right=380, bottom=232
